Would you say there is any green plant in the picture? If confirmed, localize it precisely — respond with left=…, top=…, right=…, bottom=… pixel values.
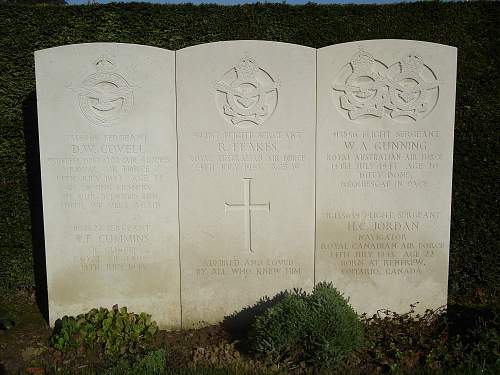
left=191, top=342, right=284, bottom=374
left=50, top=305, right=158, bottom=359
left=51, top=314, right=81, bottom=351
left=105, top=349, right=167, bottom=375
left=249, top=282, right=364, bottom=369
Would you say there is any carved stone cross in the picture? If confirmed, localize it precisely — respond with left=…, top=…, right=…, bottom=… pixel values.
left=225, top=178, right=270, bottom=253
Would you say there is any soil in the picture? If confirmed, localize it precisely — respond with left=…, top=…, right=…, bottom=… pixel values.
left=0, top=290, right=53, bottom=374
left=156, top=324, right=230, bottom=369
left=0, top=290, right=232, bottom=374
left=4, top=289, right=494, bottom=374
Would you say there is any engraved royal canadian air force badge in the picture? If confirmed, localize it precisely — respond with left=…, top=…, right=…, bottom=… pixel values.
left=215, top=55, right=278, bottom=128
left=333, top=49, right=439, bottom=122
left=72, top=56, right=134, bottom=127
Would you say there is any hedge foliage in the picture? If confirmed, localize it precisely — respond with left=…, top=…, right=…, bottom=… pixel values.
left=0, top=2, right=499, bottom=301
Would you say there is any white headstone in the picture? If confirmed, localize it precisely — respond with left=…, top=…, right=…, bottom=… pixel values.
left=35, top=43, right=181, bottom=328
left=316, top=40, right=456, bottom=315
left=176, top=41, right=316, bottom=327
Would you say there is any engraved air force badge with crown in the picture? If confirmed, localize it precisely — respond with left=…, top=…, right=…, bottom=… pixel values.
left=72, top=56, right=134, bottom=127
left=333, top=49, right=439, bottom=122
left=216, top=55, right=278, bottom=128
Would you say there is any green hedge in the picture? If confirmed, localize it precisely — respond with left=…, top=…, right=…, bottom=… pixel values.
left=0, top=2, right=498, bottom=302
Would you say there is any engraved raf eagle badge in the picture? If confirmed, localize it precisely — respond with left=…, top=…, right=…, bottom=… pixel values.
left=215, top=55, right=278, bottom=128
left=72, top=56, right=134, bottom=127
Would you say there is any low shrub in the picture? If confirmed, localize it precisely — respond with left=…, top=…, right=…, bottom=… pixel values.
left=50, top=305, right=158, bottom=360
left=362, top=303, right=500, bottom=374
left=363, top=304, right=448, bottom=373
left=249, top=282, right=364, bottom=369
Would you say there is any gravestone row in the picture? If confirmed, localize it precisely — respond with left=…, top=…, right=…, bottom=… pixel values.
left=35, top=40, right=457, bottom=328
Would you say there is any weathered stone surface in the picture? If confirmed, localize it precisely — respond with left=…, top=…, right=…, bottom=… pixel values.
left=35, top=43, right=180, bottom=328
left=316, top=40, right=457, bottom=315
left=176, top=41, right=316, bottom=327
